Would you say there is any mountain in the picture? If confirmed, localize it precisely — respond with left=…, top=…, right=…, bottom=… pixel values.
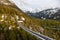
left=0, top=2, right=60, bottom=40
left=26, top=8, right=60, bottom=21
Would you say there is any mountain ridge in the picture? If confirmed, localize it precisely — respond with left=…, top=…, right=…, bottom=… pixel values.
left=26, top=8, right=60, bottom=21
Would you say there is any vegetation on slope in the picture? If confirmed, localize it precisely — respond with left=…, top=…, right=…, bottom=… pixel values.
left=0, top=4, right=39, bottom=40
left=0, top=4, right=60, bottom=40
left=0, top=25, right=38, bottom=40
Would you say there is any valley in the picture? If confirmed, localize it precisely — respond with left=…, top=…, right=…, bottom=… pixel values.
left=0, top=0, right=60, bottom=40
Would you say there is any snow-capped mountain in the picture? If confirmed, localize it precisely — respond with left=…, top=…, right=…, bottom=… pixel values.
left=26, top=8, right=60, bottom=21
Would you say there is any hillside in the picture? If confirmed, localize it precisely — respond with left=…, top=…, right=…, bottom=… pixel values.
left=0, top=4, right=60, bottom=40
left=0, top=4, right=39, bottom=40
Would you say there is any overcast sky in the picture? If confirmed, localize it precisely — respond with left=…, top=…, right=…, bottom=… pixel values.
left=10, top=0, right=60, bottom=12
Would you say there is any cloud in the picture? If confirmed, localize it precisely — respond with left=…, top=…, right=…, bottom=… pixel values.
left=10, top=0, right=60, bottom=12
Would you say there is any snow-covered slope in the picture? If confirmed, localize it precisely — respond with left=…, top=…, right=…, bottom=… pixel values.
left=26, top=8, right=60, bottom=21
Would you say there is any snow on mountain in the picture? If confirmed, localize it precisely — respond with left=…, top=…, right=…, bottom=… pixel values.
left=26, top=8, right=60, bottom=21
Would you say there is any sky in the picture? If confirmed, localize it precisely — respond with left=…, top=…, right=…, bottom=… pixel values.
left=9, top=0, right=60, bottom=12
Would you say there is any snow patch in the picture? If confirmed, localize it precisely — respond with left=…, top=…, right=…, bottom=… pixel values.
left=21, top=17, right=25, bottom=21
left=18, top=21, right=23, bottom=22
left=9, top=26, right=12, bottom=30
